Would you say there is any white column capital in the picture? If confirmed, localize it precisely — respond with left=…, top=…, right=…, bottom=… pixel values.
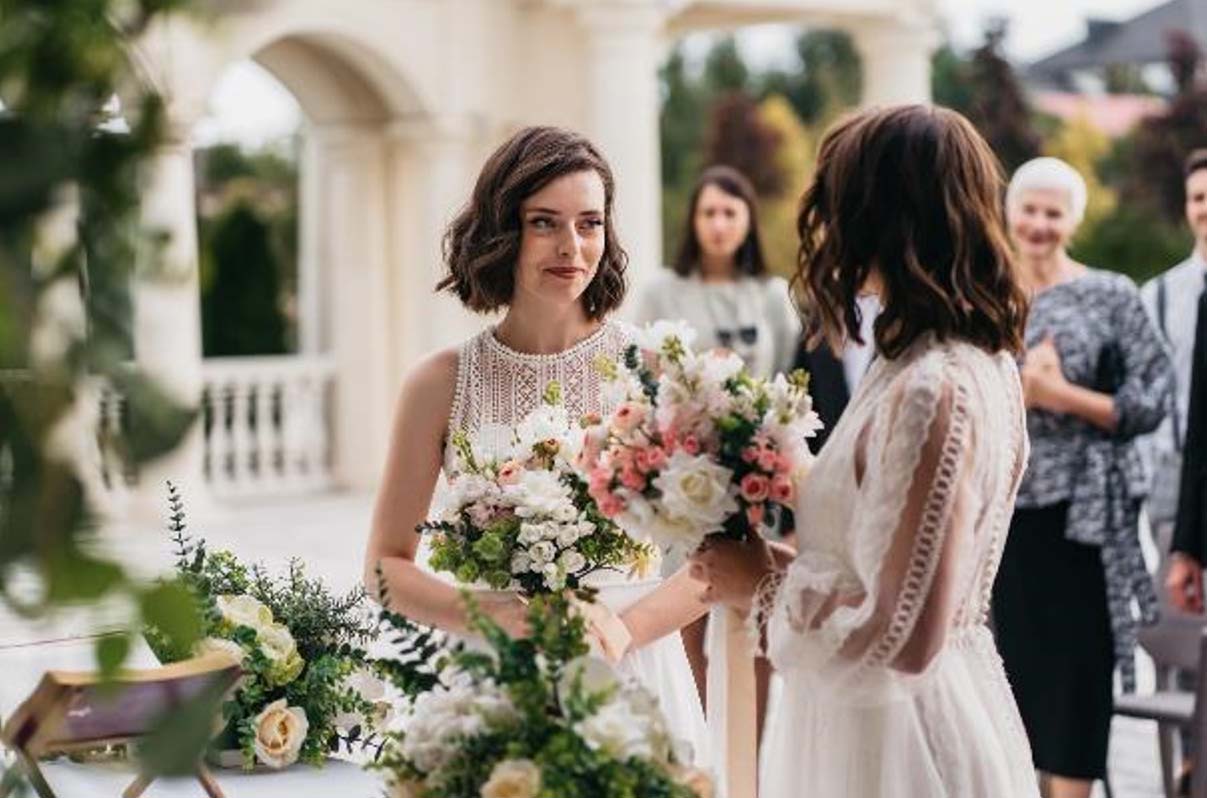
left=851, top=14, right=939, bottom=107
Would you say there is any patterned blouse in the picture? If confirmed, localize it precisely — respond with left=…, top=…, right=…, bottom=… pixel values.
left=1015, top=268, right=1174, bottom=690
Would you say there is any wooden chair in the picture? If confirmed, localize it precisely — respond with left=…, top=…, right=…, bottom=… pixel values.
left=1113, top=610, right=1207, bottom=798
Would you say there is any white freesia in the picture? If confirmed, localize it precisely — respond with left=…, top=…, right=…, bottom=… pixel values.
left=216, top=594, right=273, bottom=632
left=514, top=404, right=571, bottom=452
left=651, top=451, right=737, bottom=538
left=632, top=320, right=697, bottom=354
left=252, top=699, right=309, bottom=769
left=480, top=759, right=541, bottom=798
left=507, top=470, right=573, bottom=518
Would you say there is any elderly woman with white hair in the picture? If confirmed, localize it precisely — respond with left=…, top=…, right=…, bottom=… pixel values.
left=991, top=157, right=1173, bottom=798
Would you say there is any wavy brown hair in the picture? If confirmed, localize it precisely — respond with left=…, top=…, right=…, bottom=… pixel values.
left=794, top=105, right=1027, bottom=359
left=439, top=126, right=627, bottom=319
left=673, top=165, right=768, bottom=277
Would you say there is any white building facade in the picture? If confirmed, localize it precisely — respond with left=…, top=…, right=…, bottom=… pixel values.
left=116, top=0, right=938, bottom=513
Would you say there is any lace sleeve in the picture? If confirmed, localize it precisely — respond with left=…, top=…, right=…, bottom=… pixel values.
left=767, top=356, right=979, bottom=701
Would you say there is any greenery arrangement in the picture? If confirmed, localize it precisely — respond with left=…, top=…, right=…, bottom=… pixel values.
left=371, top=590, right=710, bottom=798
left=146, top=484, right=385, bottom=770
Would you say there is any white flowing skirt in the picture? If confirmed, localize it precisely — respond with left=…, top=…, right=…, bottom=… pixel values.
left=760, top=626, right=1039, bottom=798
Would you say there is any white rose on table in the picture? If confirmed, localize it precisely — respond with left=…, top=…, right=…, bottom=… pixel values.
left=216, top=594, right=273, bottom=633
left=652, top=452, right=737, bottom=537
left=252, top=699, right=309, bottom=769
left=480, top=758, right=541, bottom=798
left=257, top=622, right=305, bottom=686
left=193, top=636, right=246, bottom=666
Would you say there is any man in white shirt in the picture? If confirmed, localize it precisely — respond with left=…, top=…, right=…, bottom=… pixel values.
left=1144, top=150, right=1207, bottom=613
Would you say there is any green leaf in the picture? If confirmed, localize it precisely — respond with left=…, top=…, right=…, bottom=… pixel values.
left=139, top=581, right=203, bottom=656
left=95, top=632, right=131, bottom=680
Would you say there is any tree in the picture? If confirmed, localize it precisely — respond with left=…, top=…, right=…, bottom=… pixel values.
left=1126, top=32, right=1207, bottom=221
left=703, top=92, right=785, bottom=198
left=703, top=35, right=749, bottom=95
left=756, top=95, right=815, bottom=276
left=202, top=201, right=287, bottom=356
left=659, top=44, right=706, bottom=190
left=759, top=30, right=861, bottom=125
left=964, top=20, right=1042, bottom=173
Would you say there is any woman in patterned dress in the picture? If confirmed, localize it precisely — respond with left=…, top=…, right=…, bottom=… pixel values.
left=991, top=157, right=1173, bottom=798
left=362, top=126, right=709, bottom=764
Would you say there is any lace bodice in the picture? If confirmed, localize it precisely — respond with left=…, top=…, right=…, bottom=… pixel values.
left=760, top=336, right=1029, bottom=702
left=444, top=320, right=632, bottom=472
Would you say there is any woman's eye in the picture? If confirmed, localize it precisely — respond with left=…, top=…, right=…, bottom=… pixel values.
left=579, top=218, right=604, bottom=232
left=530, top=217, right=554, bottom=229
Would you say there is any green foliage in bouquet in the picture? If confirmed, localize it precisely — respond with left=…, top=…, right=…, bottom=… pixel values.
left=372, top=592, right=708, bottom=798
left=146, top=484, right=384, bottom=770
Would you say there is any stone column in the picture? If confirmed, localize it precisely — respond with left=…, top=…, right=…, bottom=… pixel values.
left=384, top=115, right=484, bottom=380
left=852, top=17, right=938, bottom=108
left=129, top=122, right=206, bottom=516
left=309, top=122, right=395, bottom=491
left=575, top=2, right=666, bottom=307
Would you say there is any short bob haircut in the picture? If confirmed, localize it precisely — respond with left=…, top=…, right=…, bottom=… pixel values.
left=1185, top=148, right=1207, bottom=179
left=672, top=165, right=768, bottom=277
left=439, top=126, right=627, bottom=319
left=794, top=104, right=1028, bottom=359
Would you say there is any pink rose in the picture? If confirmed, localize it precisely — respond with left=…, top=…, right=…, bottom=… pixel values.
left=497, top=460, right=524, bottom=486
left=634, top=448, right=652, bottom=474
left=588, top=467, right=613, bottom=493
left=770, top=474, right=795, bottom=504
left=757, top=449, right=779, bottom=472
left=746, top=503, right=765, bottom=528
left=775, top=453, right=794, bottom=474
left=613, top=402, right=647, bottom=433
left=682, top=434, right=700, bottom=456
left=646, top=446, right=668, bottom=471
left=739, top=472, right=770, bottom=503
left=620, top=467, right=647, bottom=492
left=598, top=493, right=625, bottom=517
left=741, top=447, right=759, bottom=464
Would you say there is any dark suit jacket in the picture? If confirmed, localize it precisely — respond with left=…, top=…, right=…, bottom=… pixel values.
left=1172, top=290, right=1207, bottom=563
left=793, top=341, right=852, bottom=455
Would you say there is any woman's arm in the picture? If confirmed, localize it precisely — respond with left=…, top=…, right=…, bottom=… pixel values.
left=618, top=565, right=712, bottom=650
left=363, top=348, right=528, bottom=637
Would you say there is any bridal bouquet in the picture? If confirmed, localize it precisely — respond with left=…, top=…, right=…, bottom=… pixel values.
left=578, top=321, right=821, bottom=556
left=423, top=382, right=655, bottom=597
left=373, top=592, right=711, bottom=798
left=145, top=485, right=386, bottom=770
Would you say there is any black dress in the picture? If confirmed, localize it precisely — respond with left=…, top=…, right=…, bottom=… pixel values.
left=991, top=269, right=1172, bottom=779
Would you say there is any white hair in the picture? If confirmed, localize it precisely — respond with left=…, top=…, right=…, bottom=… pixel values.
left=1006, top=157, right=1088, bottom=225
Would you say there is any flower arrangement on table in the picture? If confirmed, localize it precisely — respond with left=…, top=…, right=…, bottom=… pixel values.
left=372, top=590, right=712, bottom=798
left=145, top=484, right=386, bottom=770
left=577, top=321, right=822, bottom=557
left=422, top=382, right=656, bottom=599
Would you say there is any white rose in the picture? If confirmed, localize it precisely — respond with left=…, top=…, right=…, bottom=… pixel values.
left=515, top=404, right=571, bottom=452
left=517, top=522, right=547, bottom=545
left=480, top=758, right=541, bottom=798
left=508, top=470, right=574, bottom=518
left=193, top=636, right=246, bottom=666
left=527, top=541, right=556, bottom=566
left=575, top=698, right=653, bottom=760
left=252, top=699, right=308, bottom=769
left=510, top=552, right=533, bottom=574
left=558, top=550, right=586, bottom=574
left=216, top=594, right=273, bottom=632
left=652, top=452, right=736, bottom=537
left=541, top=562, right=566, bottom=591
left=556, top=523, right=585, bottom=547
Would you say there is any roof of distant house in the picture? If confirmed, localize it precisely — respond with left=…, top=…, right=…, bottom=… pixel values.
left=1030, top=91, right=1167, bottom=137
left=1027, top=0, right=1207, bottom=85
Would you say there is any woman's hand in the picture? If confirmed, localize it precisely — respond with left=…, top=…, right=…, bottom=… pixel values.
left=689, top=533, right=779, bottom=615
left=474, top=593, right=532, bottom=638
left=1021, top=337, right=1067, bottom=411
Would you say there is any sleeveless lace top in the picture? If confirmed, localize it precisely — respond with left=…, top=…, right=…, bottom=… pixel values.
left=443, top=320, right=632, bottom=472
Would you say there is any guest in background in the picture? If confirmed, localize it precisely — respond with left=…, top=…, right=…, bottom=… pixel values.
left=1155, top=150, right=1207, bottom=614
left=634, top=164, right=799, bottom=750
left=636, top=165, right=799, bottom=380
left=991, top=157, right=1173, bottom=798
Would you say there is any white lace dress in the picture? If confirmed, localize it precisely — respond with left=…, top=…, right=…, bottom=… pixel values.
left=755, top=337, right=1040, bottom=797
left=421, top=320, right=710, bottom=768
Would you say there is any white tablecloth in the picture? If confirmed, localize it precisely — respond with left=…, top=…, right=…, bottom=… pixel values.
left=31, top=758, right=383, bottom=798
